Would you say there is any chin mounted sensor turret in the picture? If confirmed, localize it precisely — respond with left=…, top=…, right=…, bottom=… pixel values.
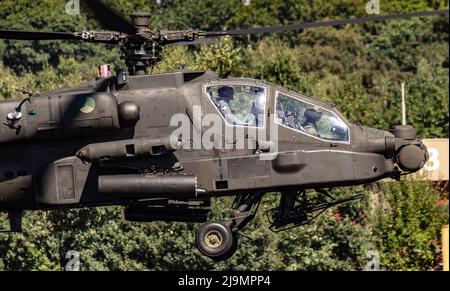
left=390, top=125, right=429, bottom=172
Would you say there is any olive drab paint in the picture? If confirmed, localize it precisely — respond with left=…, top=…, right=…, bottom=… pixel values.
left=0, top=69, right=429, bottom=213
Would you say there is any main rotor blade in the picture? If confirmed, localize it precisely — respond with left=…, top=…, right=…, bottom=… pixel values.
left=0, top=29, right=77, bottom=40
left=204, top=9, right=449, bottom=37
left=174, top=38, right=220, bottom=46
left=81, top=0, right=135, bottom=34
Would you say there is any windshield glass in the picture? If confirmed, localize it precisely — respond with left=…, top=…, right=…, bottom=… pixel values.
left=275, top=92, right=349, bottom=142
left=205, top=84, right=267, bottom=128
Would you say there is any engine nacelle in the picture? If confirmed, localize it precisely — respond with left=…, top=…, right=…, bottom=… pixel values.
left=0, top=92, right=124, bottom=143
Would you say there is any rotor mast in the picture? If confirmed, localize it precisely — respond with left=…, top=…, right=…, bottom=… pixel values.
left=125, top=12, right=155, bottom=76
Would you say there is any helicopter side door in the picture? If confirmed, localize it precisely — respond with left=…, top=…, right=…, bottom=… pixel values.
left=180, top=81, right=272, bottom=192
left=267, top=89, right=362, bottom=188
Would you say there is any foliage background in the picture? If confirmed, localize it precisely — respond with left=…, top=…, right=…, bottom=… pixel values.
left=0, top=0, right=448, bottom=270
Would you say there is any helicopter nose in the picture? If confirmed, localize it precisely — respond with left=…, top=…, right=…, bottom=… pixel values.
left=390, top=125, right=429, bottom=172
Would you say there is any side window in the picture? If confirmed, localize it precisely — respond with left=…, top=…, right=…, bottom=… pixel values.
left=205, top=84, right=266, bottom=128
left=275, top=92, right=349, bottom=142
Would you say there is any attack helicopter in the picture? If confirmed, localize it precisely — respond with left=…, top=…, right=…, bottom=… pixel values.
left=0, top=0, right=444, bottom=260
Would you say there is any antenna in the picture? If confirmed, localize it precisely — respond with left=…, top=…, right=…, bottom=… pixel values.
left=401, top=82, right=406, bottom=125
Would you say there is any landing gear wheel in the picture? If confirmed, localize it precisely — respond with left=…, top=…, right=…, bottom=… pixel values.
left=196, top=221, right=237, bottom=261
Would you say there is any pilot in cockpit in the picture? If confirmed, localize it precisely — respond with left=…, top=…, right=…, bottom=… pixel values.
left=302, top=108, right=322, bottom=137
left=214, top=86, right=239, bottom=124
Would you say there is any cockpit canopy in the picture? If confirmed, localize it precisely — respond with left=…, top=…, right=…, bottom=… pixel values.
left=204, top=82, right=349, bottom=143
left=205, top=84, right=267, bottom=128
left=275, top=92, right=349, bottom=142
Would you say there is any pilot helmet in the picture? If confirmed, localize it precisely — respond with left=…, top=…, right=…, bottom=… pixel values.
left=218, top=86, right=234, bottom=101
left=304, top=107, right=322, bottom=123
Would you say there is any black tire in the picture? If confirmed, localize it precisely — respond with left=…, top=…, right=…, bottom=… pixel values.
left=196, top=221, right=235, bottom=260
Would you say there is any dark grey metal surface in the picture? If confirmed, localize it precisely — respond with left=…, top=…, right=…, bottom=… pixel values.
left=98, top=174, right=198, bottom=198
left=0, top=69, right=429, bottom=211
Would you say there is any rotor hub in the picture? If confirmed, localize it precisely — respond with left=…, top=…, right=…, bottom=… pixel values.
left=123, top=12, right=157, bottom=75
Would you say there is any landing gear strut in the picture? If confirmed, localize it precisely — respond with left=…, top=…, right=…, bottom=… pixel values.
left=195, top=192, right=263, bottom=261
left=195, top=189, right=363, bottom=260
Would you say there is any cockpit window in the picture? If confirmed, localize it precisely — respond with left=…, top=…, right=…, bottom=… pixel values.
left=275, top=92, right=349, bottom=142
left=205, top=84, right=266, bottom=128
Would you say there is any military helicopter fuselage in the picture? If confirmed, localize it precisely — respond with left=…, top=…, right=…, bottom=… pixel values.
left=0, top=69, right=428, bottom=214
